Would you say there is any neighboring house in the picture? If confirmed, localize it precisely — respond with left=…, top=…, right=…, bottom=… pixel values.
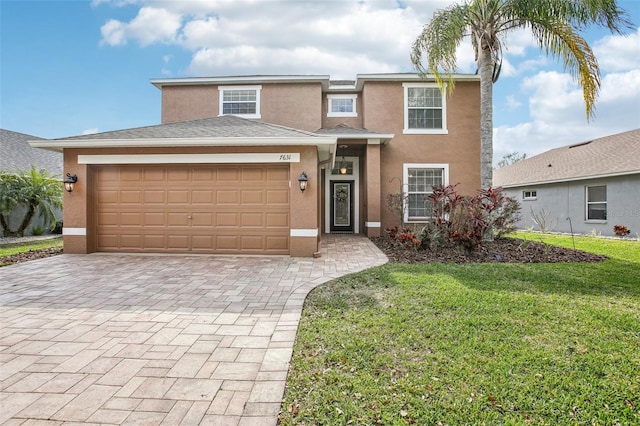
left=0, top=129, right=63, bottom=235
left=494, top=129, right=640, bottom=237
left=31, top=73, right=481, bottom=256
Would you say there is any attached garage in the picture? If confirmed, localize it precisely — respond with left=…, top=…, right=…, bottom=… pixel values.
left=94, top=164, right=290, bottom=254
left=30, top=115, right=337, bottom=257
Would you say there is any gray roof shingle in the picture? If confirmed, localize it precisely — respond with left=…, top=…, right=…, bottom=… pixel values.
left=494, top=129, right=640, bottom=187
left=1, top=129, right=62, bottom=176
left=56, top=115, right=322, bottom=141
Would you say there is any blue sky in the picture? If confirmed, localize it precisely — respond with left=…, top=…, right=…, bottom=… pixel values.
left=1, top=0, right=639, bottom=164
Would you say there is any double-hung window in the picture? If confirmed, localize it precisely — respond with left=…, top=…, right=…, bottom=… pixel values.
left=403, top=163, right=449, bottom=222
left=586, top=185, right=607, bottom=221
left=403, top=83, right=447, bottom=134
left=219, top=85, right=261, bottom=119
left=327, top=94, right=357, bottom=117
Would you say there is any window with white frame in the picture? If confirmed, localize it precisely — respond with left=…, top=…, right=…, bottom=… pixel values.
left=522, top=190, right=537, bottom=200
left=219, top=85, right=261, bottom=119
left=327, top=94, right=357, bottom=117
left=403, top=163, right=449, bottom=221
left=403, top=83, right=447, bottom=134
left=586, top=185, right=607, bottom=220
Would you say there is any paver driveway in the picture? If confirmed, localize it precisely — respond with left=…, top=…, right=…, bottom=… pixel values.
left=0, top=235, right=387, bottom=425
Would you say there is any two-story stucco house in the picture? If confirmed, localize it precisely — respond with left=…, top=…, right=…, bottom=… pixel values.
left=31, top=73, right=481, bottom=256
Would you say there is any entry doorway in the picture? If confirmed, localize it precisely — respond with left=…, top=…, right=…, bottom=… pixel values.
left=330, top=181, right=353, bottom=233
left=324, top=156, right=359, bottom=234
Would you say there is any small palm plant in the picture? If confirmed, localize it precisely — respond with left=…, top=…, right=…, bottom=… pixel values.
left=0, top=166, right=63, bottom=237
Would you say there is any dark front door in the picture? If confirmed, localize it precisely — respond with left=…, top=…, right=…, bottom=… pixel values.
left=330, top=181, right=353, bottom=233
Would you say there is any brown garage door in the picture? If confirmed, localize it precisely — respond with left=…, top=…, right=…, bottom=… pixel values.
left=94, top=164, right=290, bottom=254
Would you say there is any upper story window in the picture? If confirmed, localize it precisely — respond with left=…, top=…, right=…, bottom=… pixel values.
left=586, top=185, right=607, bottom=221
left=327, top=94, right=357, bottom=117
left=403, top=163, right=449, bottom=222
left=219, top=85, right=261, bottom=119
left=403, top=83, right=447, bottom=135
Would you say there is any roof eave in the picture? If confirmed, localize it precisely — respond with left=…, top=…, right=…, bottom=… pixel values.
left=29, top=136, right=338, bottom=152
left=354, top=73, right=480, bottom=90
left=151, top=75, right=332, bottom=90
left=498, top=169, right=640, bottom=188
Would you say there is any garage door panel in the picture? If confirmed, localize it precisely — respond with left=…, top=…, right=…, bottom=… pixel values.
left=217, top=190, right=238, bottom=204
left=192, top=190, right=214, bottom=204
left=267, top=167, right=289, bottom=182
left=241, top=190, right=264, bottom=204
left=167, top=190, right=189, bottom=204
left=167, top=212, right=189, bottom=226
left=95, top=164, right=290, bottom=254
left=266, top=212, right=289, bottom=228
left=216, top=235, right=239, bottom=250
left=97, top=212, right=118, bottom=226
left=191, top=213, right=214, bottom=226
left=143, top=168, right=166, bottom=181
left=167, top=168, right=189, bottom=181
left=266, top=190, right=289, bottom=204
left=216, top=212, right=239, bottom=227
left=121, top=168, right=143, bottom=181
left=217, top=168, right=239, bottom=181
left=266, top=236, right=289, bottom=251
left=241, top=212, right=263, bottom=227
left=144, top=190, right=166, bottom=204
left=242, top=167, right=264, bottom=181
left=120, top=212, right=143, bottom=226
left=167, top=235, right=189, bottom=249
left=144, top=234, right=166, bottom=249
left=120, top=190, right=143, bottom=204
left=144, top=212, right=165, bottom=226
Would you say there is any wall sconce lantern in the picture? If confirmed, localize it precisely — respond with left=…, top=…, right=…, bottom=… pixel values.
left=298, top=171, right=308, bottom=192
left=63, top=173, right=78, bottom=193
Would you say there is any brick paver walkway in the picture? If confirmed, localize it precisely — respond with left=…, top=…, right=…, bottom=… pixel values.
left=0, top=235, right=387, bottom=425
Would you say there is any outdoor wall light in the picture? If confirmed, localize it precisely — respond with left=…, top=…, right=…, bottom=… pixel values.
left=63, top=173, right=78, bottom=193
left=338, top=144, right=348, bottom=174
left=298, top=171, right=308, bottom=192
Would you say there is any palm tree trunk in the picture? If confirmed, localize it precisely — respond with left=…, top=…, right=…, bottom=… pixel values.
left=479, top=48, right=494, bottom=189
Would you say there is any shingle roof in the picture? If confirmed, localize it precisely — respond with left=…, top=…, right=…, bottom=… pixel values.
left=494, top=129, right=640, bottom=187
left=56, top=115, right=321, bottom=141
left=0, top=129, right=62, bottom=176
left=315, top=124, right=382, bottom=135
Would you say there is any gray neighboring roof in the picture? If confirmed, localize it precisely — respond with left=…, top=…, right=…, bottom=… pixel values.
left=494, top=129, right=640, bottom=187
left=0, top=129, right=62, bottom=176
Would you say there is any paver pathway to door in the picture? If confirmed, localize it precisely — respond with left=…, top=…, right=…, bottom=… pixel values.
left=0, top=235, right=387, bottom=425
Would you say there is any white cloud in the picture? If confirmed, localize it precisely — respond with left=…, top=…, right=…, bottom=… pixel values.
left=494, top=68, right=640, bottom=162
left=82, top=128, right=99, bottom=135
left=506, top=95, right=522, bottom=109
left=594, top=27, right=640, bottom=72
left=99, top=7, right=182, bottom=47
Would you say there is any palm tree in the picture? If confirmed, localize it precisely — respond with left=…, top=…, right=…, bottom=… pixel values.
left=0, top=166, right=63, bottom=237
left=411, top=0, right=632, bottom=189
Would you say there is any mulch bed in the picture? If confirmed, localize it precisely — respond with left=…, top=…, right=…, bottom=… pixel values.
left=371, top=236, right=607, bottom=264
left=0, top=247, right=63, bottom=266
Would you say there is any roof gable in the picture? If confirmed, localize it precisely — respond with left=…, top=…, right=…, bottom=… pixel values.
left=494, top=129, right=640, bottom=187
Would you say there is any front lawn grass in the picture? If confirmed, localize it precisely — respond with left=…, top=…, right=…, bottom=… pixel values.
left=0, top=237, right=63, bottom=266
left=281, top=234, right=640, bottom=425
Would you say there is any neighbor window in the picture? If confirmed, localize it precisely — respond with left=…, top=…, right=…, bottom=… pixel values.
left=328, top=94, right=357, bottom=117
left=403, top=83, right=447, bottom=134
left=219, top=85, right=261, bottom=119
left=586, top=185, right=607, bottom=220
left=522, top=190, right=537, bottom=200
left=403, top=163, right=449, bottom=222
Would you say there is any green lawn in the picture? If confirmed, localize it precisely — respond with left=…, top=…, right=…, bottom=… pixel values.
left=280, top=234, right=640, bottom=425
